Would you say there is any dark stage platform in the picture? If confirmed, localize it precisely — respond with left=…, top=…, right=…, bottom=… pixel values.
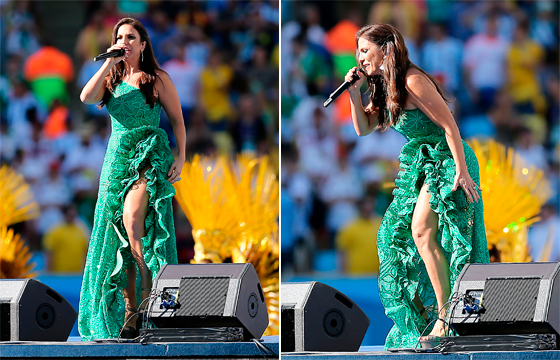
left=0, top=335, right=279, bottom=359
left=282, top=346, right=560, bottom=360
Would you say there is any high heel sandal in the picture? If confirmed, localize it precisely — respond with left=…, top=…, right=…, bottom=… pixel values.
left=121, top=307, right=139, bottom=339
left=419, top=319, right=448, bottom=348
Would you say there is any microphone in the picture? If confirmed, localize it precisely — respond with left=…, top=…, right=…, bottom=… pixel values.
left=93, top=49, right=125, bottom=62
left=323, top=69, right=364, bottom=108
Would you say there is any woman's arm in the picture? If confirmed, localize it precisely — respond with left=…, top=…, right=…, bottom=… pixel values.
left=79, top=60, right=111, bottom=104
left=80, top=45, right=125, bottom=104
left=406, top=74, right=480, bottom=203
left=155, top=71, right=186, bottom=183
left=346, top=67, right=378, bottom=136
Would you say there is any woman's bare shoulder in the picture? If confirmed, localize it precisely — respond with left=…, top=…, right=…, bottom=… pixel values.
left=154, top=70, right=170, bottom=84
left=155, top=69, right=167, bottom=77
left=405, top=68, right=433, bottom=89
left=403, top=68, right=435, bottom=109
left=153, top=70, right=171, bottom=94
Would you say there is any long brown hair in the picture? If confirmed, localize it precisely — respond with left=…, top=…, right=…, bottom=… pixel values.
left=356, top=24, right=449, bottom=131
left=98, top=18, right=166, bottom=109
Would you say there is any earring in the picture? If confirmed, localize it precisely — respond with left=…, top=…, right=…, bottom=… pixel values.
left=141, top=51, right=144, bottom=62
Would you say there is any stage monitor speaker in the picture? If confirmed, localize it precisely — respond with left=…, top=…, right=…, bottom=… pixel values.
left=281, top=281, right=370, bottom=352
left=148, top=263, right=268, bottom=341
left=450, top=262, right=559, bottom=340
left=0, top=279, right=77, bottom=341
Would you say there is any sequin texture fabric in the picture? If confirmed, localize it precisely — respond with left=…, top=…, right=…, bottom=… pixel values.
left=78, top=82, right=178, bottom=340
left=378, top=108, right=489, bottom=349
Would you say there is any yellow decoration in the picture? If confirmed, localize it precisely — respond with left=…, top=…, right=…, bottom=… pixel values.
left=469, top=139, right=552, bottom=262
left=0, top=165, right=40, bottom=227
left=0, top=165, right=40, bottom=279
left=0, top=226, right=37, bottom=279
left=174, top=155, right=279, bottom=335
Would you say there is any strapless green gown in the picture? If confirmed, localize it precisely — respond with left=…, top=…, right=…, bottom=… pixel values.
left=78, top=82, right=178, bottom=340
left=377, top=108, right=489, bottom=349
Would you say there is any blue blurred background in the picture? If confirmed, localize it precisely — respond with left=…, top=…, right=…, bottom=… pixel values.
left=280, top=0, right=559, bottom=346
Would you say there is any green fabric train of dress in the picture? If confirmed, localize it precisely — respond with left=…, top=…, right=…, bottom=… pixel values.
left=377, top=108, right=490, bottom=349
left=78, top=81, right=178, bottom=340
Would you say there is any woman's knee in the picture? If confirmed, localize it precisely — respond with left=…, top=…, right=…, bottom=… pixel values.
left=411, top=220, right=436, bottom=251
left=123, top=185, right=149, bottom=236
left=412, top=223, right=427, bottom=249
left=123, top=209, right=145, bottom=237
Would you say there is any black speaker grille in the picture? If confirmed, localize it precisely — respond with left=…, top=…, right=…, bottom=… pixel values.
left=480, top=277, right=540, bottom=323
left=0, top=303, right=10, bottom=341
left=176, top=277, right=230, bottom=317
left=281, top=305, right=295, bottom=352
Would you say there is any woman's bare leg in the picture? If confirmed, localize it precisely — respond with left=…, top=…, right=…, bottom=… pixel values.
left=122, top=167, right=152, bottom=328
left=122, top=265, right=137, bottom=328
left=413, top=291, right=429, bottom=322
left=411, top=184, right=450, bottom=337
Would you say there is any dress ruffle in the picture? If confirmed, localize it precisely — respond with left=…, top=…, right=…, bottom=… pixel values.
left=79, top=126, right=178, bottom=340
left=378, top=137, right=487, bottom=349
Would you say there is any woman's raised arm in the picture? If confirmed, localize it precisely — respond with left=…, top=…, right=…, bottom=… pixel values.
left=80, top=45, right=125, bottom=104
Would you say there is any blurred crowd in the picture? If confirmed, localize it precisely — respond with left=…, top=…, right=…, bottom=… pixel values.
left=0, top=0, right=279, bottom=274
left=280, top=1, right=560, bottom=275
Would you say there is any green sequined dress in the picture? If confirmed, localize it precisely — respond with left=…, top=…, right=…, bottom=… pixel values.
left=78, top=82, right=178, bottom=340
left=377, top=108, right=489, bottom=349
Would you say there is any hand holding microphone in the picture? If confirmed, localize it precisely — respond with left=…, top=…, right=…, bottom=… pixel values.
left=324, top=67, right=366, bottom=107
left=345, top=67, right=366, bottom=92
left=94, top=45, right=126, bottom=62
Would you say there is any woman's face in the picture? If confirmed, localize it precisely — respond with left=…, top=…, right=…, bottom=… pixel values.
left=116, top=24, right=146, bottom=62
left=357, top=37, right=384, bottom=76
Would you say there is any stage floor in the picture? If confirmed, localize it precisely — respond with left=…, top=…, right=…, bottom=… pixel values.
left=281, top=346, right=560, bottom=360
left=0, top=335, right=279, bottom=359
